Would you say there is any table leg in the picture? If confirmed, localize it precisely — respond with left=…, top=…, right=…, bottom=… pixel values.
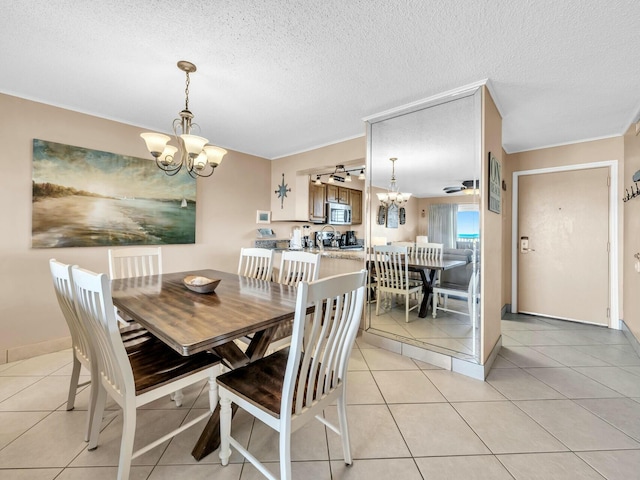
left=191, top=326, right=277, bottom=460
left=418, top=269, right=436, bottom=318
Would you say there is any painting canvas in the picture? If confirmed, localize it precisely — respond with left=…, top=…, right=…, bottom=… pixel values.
left=32, top=139, right=196, bottom=248
left=488, top=152, right=501, bottom=214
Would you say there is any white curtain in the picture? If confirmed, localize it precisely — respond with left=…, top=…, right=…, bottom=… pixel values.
left=428, top=204, right=458, bottom=248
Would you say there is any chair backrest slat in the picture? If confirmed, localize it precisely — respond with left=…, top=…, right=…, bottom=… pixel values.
left=238, top=248, right=274, bottom=281
left=108, top=247, right=162, bottom=280
left=285, top=270, right=366, bottom=417
left=72, top=266, right=134, bottom=403
left=278, top=251, right=320, bottom=287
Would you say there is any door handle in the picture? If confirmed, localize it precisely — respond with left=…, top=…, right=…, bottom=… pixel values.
left=520, top=236, right=535, bottom=254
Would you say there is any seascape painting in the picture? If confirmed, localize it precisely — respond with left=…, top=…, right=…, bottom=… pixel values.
left=32, top=139, right=196, bottom=248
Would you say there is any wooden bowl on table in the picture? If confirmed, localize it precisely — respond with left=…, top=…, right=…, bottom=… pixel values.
left=183, top=275, right=221, bottom=294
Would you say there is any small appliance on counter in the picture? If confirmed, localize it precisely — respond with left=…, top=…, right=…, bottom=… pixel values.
left=339, top=230, right=361, bottom=249
left=289, top=227, right=303, bottom=250
left=316, top=230, right=339, bottom=249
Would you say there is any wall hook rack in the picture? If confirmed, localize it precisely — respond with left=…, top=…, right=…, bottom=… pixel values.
left=622, top=181, right=640, bottom=203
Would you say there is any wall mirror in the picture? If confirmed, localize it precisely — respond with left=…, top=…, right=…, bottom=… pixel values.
left=365, top=86, right=482, bottom=363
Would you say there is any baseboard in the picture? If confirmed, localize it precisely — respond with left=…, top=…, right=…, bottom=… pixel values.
left=362, top=330, right=496, bottom=380
left=6, top=336, right=72, bottom=363
left=620, top=321, right=640, bottom=358
left=502, top=304, right=511, bottom=316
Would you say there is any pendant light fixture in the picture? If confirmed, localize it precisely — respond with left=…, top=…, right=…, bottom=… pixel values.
left=140, top=61, right=227, bottom=178
left=377, top=157, right=411, bottom=206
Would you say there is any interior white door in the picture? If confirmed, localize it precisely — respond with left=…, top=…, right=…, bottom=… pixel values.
left=517, top=167, right=609, bottom=325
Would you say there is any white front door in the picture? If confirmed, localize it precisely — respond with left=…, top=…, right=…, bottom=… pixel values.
left=517, top=167, right=610, bottom=325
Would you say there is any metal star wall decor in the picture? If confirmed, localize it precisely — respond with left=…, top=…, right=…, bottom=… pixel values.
left=275, top=173, right=291, bottom=209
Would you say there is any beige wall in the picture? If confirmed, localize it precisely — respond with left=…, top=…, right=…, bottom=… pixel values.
left=504, top=136, right=625, bottom=320
left=0, top=93, right=271, bottom=362
left=623, top=124, right=640, bottom=340
left=269, top=137, right=367, bottom=241
left=481, top=86, right=503, bottom=364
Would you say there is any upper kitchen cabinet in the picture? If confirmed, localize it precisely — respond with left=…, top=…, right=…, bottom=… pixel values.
left=327, top=185, right=350, bottom=204
left=350, top=190, right=362, bottom=224
left=309, top=183, right=326, bottom=223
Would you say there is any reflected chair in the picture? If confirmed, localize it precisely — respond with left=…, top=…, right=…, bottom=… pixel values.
left=71, top=265, right=222, bottom=480
left=433, top=268, right=479, bottom=327
left=415, top=242, right=444, bottom=285
left=217, top=270, right=367, bottom=480
left=416, top=235, right=429, bottom=243
left=391, top=241, right=415, bottom=256
left=373, top=245, right=422, bottom=323
left=238, top=247, right=275, bottom=281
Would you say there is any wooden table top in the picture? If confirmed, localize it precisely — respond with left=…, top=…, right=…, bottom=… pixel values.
left=366, top=255, right=467, bottom=271
left=406, top=257, right=467, bottom=270
left=111, top=269, right=299, bottom=356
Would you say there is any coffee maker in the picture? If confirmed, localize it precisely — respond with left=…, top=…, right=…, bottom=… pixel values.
left=340, top=230, right=357, bottom=247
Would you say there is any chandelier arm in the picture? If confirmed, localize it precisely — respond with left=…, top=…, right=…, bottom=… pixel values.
left=155, top=157, right=183, bottom=176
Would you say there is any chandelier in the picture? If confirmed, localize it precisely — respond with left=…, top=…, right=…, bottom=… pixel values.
left=377, top=157, right=411, bottom=206
left=140, top=61, right=227, bottom=178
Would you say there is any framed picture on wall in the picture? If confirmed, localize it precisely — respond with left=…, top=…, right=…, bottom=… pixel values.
left=488, top=152, right=501, bottom=214
left=256, top=210, right=271, bottom=224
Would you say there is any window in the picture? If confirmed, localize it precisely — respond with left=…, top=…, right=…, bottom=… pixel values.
left=456, top=204, right=479, bottom=246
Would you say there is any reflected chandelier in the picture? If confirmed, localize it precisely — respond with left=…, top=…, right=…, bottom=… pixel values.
left=377, top=157, right=411, bottom=206
left=140, top=61, right=227, bottom=178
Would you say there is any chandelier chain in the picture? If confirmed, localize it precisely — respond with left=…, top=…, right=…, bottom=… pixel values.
left=184, top=71, right=190, bottom=111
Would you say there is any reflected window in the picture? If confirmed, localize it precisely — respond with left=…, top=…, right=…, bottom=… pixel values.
left=457, top=204, right=479, bottom=249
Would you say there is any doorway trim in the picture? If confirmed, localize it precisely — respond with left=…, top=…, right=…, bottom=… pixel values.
left=511, top=160, right=619, bottom=329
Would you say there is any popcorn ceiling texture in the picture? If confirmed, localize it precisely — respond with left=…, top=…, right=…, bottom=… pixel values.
left=1, top=0, right=639, bottom=158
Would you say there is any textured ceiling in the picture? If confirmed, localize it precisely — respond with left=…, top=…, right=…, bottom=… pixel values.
left=2, top=1, right=639, bottom=161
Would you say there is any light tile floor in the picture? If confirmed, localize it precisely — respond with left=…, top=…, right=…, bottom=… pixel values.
left=1, top=313, right=640, bottom=479
left=368, top=295, right=480, bottom=360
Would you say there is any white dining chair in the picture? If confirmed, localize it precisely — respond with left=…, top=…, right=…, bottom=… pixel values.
left=238, top=247, right=275, bottom=281
left=49, top=259, right=95, bottom=442
left=71, top=265, right=222, bottom=480
left=373, top=245, right=422, bottom=323
left=108, top=247, right=162, bottom=325
left=415, top=242, right=444, bottom=285
left=50, top=259, right=151, bottom=443
left=416, top=235, right=429, bottom=244
left=277, top=250, right=321, bottom=286
left=108, top=247, right=162, bottom=280
left=433, top=269, right=480, bottom=326
left=217, top=270, right=367, bottom=480
left=391, top=241, right=415, bottom=256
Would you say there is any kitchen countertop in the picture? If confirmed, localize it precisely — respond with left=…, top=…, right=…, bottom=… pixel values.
left=274, top=247, right=365, bottom=260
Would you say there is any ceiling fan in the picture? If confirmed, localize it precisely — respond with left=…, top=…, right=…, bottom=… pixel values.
left=443, top=179, right=479, bottom=194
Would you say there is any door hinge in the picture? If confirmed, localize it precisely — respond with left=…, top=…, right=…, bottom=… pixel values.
left=607, top=308, right=610, bottom=318
left=607, top=176, right=611, bottom=187
left=607, top=241, right=610, bottom=252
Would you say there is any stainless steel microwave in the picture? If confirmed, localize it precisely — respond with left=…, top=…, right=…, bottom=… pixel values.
left=327, top=202, right=352, bottom=225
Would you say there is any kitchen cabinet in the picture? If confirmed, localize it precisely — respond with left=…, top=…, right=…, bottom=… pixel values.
left=350, top=189, right=362, bottom=224
left=326, top=184, right=350, bottom=204
left=338, top=187, right=350, bottom=204
left=309, top=183, right=326, bottom=222
left=326, top=184, right=339, bottom=203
